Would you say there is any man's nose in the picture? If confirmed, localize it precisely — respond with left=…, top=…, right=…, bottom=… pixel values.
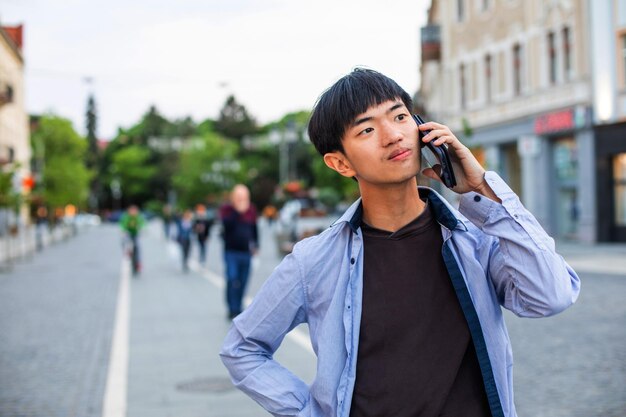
left=380, top=121, right=402, bottom=147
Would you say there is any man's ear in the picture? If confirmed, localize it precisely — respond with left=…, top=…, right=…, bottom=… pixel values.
left=323, top=151, right=356, bottom=178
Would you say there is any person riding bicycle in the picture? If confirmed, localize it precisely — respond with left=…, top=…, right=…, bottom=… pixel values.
left=120, top=205, right=146, bottom=275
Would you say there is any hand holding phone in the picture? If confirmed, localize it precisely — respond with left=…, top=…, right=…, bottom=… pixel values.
left=412, top=114, right=457, bottom=189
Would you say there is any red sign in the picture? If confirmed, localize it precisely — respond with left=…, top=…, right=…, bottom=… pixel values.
left=534, top=109, right=574, bottom=134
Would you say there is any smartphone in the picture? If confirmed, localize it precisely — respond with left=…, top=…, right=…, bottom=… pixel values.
left=412, top=114, right=457, bottom=189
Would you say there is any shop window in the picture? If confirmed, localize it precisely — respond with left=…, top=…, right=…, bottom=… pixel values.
left=553, top=137, right=579, bottom=238
left=614, top=153, right=626, bottom=226
left=554, top=138, right=578, bottom=181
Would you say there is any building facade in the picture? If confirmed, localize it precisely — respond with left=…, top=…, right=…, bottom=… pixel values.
left=418, top=0, right=626, bottom=242
left=592, top=1, right=626, bottom=242
left=0, top=24, right=30, bottom=224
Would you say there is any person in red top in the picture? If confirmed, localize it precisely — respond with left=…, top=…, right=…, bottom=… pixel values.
left=219, top=184, right=259, bottom=319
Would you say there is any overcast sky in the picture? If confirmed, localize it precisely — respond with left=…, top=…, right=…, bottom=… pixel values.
left=1, top=0, right=430, bottom=140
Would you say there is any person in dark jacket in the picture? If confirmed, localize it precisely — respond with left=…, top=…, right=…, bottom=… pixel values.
left=176, top=209, right=194, bottom=272
left=219, top=184, right=258, bottom=319
left=193, top=203, right=214, bottom=264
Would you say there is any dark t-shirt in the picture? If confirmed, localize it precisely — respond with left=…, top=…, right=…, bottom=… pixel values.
left=349, top=202, right=491, bottom=417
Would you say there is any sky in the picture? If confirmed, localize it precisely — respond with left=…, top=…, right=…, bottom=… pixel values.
left=1, top=0, right=431, bottom=140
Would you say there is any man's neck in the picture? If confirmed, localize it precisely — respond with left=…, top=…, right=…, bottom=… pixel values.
left=360, top=180, right=426, bottom=232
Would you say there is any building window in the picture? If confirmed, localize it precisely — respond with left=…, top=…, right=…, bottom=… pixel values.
left=513, top=44, right=522, bottom=96
left=563, top=26, right=571, bottom=81
left=485, top=54, right=492, bottom=103
left=622, top=34, right=626, bottom=87
left=548, top=31, right=557, bottom=84
left=614, top=153, right=626, bottom=226
left=457, top=0, right=465, bottom=22
left=460, top=63, right=467, bottom=109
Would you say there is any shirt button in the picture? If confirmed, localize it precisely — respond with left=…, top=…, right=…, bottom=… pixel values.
left=350, top=258, right=355, bottom=264
left=474, top=195, right=481, bottom=202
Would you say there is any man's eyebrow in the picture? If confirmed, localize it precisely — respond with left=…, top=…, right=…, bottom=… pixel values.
left=351, top=102, right=406, bottom=127
left=388, top=102, right=404, bottom=113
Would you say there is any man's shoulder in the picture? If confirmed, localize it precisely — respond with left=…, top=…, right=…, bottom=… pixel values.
left=291, top=222, right=349, bottom=260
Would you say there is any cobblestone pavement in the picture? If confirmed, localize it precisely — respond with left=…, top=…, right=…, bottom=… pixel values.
left=0, top=226, right=122, bottom=417
left=0, top=219, right=624, bottom=417
left=505, top=271, right=626, bottom=417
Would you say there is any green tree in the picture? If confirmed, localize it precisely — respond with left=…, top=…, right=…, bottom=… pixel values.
left=215, top=95, right=257, bottom=141
left=0, top=167, right=20, bottom=209
left=172, top=132, right=241, bottom=208
left=85, top=94, right=98, bottom=169
left=109, top=145, right=157, bottom=203
left=31, top=115, right=93, bottom=209
left=85, top=94, right=100, bottom=210
left=311, top=148, right=359, bottom=205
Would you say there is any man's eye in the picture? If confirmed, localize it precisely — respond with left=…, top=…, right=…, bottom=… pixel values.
left=360, top=127, right=374, bottom=135
left=396, top=114, right=407, bottom=121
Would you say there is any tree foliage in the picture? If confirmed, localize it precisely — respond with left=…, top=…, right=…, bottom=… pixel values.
left=85, top=94, right=98, bottom=169
left=172, top=132, right=241, bottom=208
left=109, top=145, right=157, bottom=202
left=0, top=167, right=20, bottom=209
left=215, top=95, right=257, bottom=141
left=31, top=115, right=93, bottom=209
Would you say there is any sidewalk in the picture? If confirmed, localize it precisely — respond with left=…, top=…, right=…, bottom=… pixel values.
left=556, top=240, right=626, bottom=276
left=123, top=221, right=315, bottom=417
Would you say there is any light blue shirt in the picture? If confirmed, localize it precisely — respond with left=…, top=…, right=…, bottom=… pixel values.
left=220, top=171, right=580, bottom=417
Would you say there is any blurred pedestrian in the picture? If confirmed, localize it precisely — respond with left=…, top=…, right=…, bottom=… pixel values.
left=219, top=184, right=258, bottom=319
left=35, top=206, right=48, bottom=251
left=193, top=204, right=213, bottom=264
left=220, top=68, right=581, bottom=417
left=175, top=209, right=194, bottom=272
left=120, top=205, right=145, bottom=275
left=162, top=204, right=173, bottom=240
left=262, top=204, right=278, bottom=226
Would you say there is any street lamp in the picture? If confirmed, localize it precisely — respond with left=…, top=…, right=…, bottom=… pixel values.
left=269, top=125, right=299, bottom=185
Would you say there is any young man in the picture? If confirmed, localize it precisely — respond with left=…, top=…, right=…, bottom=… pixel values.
left=220, top=68, right=580, bottom=417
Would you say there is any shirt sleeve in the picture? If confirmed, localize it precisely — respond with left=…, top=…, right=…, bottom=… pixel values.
left=220, top=251, right=311, bottom=416
left=458, top=171, right=581, bottom=318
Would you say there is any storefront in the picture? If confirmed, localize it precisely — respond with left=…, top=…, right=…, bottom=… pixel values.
left=595, top=122, right=626, bottom=242
left=467, top=105, right=595, bottom=241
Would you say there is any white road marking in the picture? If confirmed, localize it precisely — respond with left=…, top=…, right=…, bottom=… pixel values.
left=102, top=259, right=130, bottom=417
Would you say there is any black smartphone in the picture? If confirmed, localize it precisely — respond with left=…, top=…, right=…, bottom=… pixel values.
left=412, top=114, right=457, bottom=189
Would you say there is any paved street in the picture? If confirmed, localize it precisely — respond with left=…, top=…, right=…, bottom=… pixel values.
left=0, top=219, right=625, bottom=416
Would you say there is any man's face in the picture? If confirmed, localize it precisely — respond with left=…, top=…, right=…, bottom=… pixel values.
left=325, top=99, right=420, bottom=189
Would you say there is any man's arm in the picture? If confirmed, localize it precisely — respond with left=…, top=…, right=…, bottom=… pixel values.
left=418, top=122, right=579, bottom=316
left=220, top=252, right=311, bottom=416
left=459, top=171, right=580, bottom=317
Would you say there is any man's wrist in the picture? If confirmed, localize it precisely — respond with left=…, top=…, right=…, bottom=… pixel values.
left=472, top=177, right=502, bottom=204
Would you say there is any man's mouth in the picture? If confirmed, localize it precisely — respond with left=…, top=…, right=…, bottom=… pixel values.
left=388, top=148, right=412, bottom=160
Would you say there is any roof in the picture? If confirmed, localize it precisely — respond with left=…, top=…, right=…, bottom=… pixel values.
left=0, top=24, right=24, bottom=62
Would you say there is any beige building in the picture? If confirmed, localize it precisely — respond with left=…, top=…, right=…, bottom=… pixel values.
left=0, top=24, right=30, bottom=224
left=418, top=0, right=598, bottom=242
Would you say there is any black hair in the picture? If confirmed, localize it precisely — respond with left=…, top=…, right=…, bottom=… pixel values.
left=307, top=67, right=413, bottom=156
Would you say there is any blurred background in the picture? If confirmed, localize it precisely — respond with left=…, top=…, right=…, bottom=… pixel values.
left=0, top=1, right=625, bottom=417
